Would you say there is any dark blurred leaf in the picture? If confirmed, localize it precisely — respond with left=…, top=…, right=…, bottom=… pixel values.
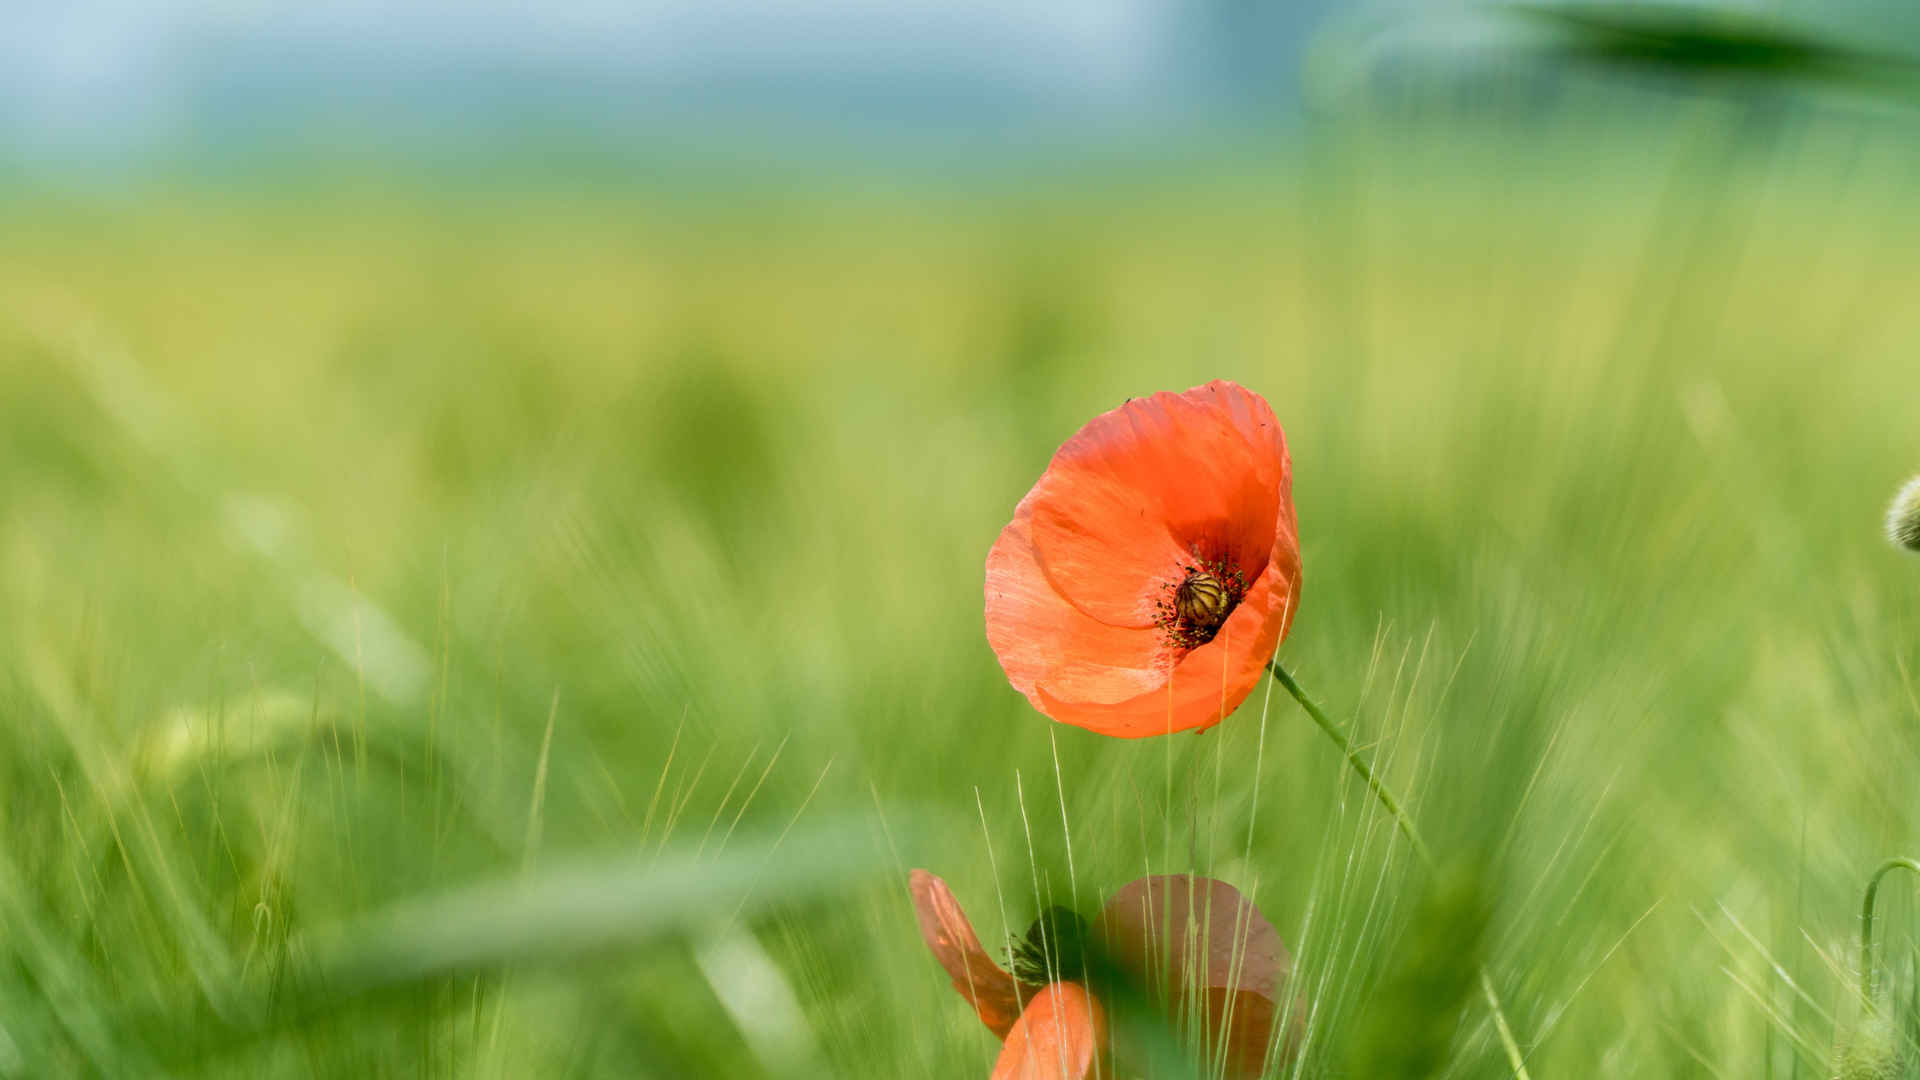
left=1506, top=2, right=1920, bottom=93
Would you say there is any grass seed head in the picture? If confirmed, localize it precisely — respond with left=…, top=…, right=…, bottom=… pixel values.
left=1888, top=476, right=1920, bottom=553
left=1837, top=1009, right=1904, bottom=1080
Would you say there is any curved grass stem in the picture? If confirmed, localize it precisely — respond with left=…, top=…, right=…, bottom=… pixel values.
left=1267, top=658, right=1533, bottom=1080
left=1859, top=857, right=1920, bottom=1006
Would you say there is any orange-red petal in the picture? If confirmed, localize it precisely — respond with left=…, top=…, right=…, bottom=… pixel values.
left=910, top=870, right=1036, bottom=1039
left=1095, top=875, right=1299, bottom=1079
left=986, top=501, right=1173, bottom=708
left=1025, top=383, right=1285, bottom=629
left=990, top=983, right=1106, bottom=1080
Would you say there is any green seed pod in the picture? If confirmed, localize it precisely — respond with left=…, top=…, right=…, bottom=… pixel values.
left=1837, top=1009, right=1904, bottom=1080
left=1888, top=477, right=1920, bottom=553
left=1175, top=572, right=1233, bottom=632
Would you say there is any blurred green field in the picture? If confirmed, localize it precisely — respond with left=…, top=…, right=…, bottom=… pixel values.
left=5, top=101, right=1920, bottom=1078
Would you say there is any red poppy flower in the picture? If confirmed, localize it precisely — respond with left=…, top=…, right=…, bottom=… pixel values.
left=984, top=380, right=1301, bottom=737
left=910, top=868, right=1301, bottom=1079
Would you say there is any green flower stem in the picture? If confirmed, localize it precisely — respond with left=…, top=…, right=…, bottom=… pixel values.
left=1266, top=659, right=1430, bottom=862
left=1859, top=857, right=1920, bottom=1005
left=1267, top=658, right=1533, bottom=1080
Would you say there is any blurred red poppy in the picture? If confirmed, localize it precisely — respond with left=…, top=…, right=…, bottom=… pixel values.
left=910, top=868, right=1300, bottom=1079
left=985, top=380, right=1301, bottom=737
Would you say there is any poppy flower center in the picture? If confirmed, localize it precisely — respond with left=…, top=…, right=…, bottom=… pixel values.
left=1156, top=558, right=1247, bottom=650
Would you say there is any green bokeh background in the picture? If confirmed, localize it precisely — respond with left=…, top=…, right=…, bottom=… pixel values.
left=5, top=78, right=1920, bottom=1077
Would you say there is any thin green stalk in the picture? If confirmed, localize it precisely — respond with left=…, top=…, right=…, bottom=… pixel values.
left=1859, top=857, right=1920, bottom=1005
left=1267, top=658, right=1533, bottom=1080
left=1266, top=660, right=1430, bottom=862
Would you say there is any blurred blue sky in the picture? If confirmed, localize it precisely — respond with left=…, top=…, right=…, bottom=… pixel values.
left=3, top=0, right=1912, bottom=178
left=0, top=0, right=1335, bottom=174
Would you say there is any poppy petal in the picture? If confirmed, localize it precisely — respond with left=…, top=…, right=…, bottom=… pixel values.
left=1188, top=379, right=1292, bottom=483
left=1024, top=383, right=1286, bottom=629
left=1094, top=875, right=1299, bottom=1077
left=1034, top=539, right=1300, bottom=738
left=1198, top=988, right=1304, bottom=1080
left=990, top=983, right=1105, bottom=1080
left=909, top=869, right=1032, bottom=1039
left=986, top=502, right=1173, bottom=708
left=1096, top=875, right=1290, bottom=1002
